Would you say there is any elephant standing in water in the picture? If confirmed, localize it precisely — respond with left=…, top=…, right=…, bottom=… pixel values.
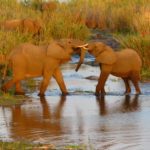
left=1, top=39, right=87, bottom=96
left=76, top=42, right=142, bottom=95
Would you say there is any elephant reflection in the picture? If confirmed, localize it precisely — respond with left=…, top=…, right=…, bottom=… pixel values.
left=96, top=95, right=107, bottom=116
left=121, top=94, right=139, bottom=112
left=11, top=96, right=67, bottom=140
left=96, top=94, right=140, bottom=116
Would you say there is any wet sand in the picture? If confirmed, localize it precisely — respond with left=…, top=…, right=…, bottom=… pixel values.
left=0, top=63, right=150, bottom=150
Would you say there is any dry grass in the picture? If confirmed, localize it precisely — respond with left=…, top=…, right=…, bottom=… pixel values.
left=0, top=0, right=89, bottom=54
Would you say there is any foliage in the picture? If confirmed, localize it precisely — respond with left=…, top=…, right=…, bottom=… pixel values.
left=0, top=141, right=56, bottom=150
left=0, top=0, right=89, bottom=54
left=0, top=92, right=25, bottom=106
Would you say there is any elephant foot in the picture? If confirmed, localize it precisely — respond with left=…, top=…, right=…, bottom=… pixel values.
left=136, top=90, right=141, bottom=95
left=95, top=91, right=106, bottom=96
left=38, top=92, right=45, bottom=97
left=15, top=91, right=25, bottom=95
left=95, top=93, right=106, bottom=97
left=95, top=92, right=100, bottom=96
left=61, top=92, right=69, bottom=96
left=124, top=89, right=131, bottom=94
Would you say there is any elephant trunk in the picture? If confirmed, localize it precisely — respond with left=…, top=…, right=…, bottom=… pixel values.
left=75, top=48, right=87, bottom=72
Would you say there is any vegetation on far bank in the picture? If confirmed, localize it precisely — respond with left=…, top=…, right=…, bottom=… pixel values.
left=0, top=0, right=149, bottom=80
left=0, top=141, right=87, bottom=150
left=0, top=91, right=25, bottom=106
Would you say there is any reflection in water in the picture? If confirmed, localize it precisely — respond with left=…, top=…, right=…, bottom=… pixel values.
left=122, top=94, right=139, bottom=113
left=96, top=95, right=107, bottom=116
left=11, top=96, right=67, bottom=141
left=0, top=94, right=150, bottom=149
left=96, top=94, right=139, bottom=116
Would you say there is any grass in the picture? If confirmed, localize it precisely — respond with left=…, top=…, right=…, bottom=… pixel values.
left=0, top=141, right=88, bottom=150
left=0, top=141, right=56, bottom=150
left=0, top=0, right=90, bottom=52
left=0, top=92, right=25, bottom=106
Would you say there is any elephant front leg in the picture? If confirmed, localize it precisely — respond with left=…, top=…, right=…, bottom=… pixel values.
left=38, top=71, right=52, bottom=97
left=95, top=71, right=110, bottom=96
left=53, top=68, right=68, bottom=96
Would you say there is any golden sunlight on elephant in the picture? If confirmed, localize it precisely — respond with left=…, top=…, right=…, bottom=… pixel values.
left=1, top=39, right=87, bottom=96
left=76, top=42, right=142, bottom=95
left=0, top=18, right=43, bottom=35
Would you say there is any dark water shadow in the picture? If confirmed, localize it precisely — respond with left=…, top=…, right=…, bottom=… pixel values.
left=96, top=94, right=140, bottom=116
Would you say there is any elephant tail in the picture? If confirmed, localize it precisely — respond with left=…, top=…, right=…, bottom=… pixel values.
left=1, top=57, right=12, bottom=84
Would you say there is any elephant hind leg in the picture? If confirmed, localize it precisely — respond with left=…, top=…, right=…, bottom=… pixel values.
left=122, top=78, right=131, bottom=94
left=1, top=78, right=25, bottom=94
left=130, top=71, right=141, bottom=94
left=15, top=81, right=25, bottom=95
left=1, top=71, right=25, bottom=94
left=1, top=79, right=15, bottom=92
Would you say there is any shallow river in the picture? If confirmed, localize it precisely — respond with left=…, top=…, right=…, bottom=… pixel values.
left=0, top=61, right=150, bottom=150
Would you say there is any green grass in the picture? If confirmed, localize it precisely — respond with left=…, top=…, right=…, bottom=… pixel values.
left=64, top=144, right=87, bottom=150
left=0, top=141, right=89, bottom=150
left=0, top=141, right=56, bottom=150
left=0, top=92, right=25, bottom=106
left=141, top=68, right=150, bottom=81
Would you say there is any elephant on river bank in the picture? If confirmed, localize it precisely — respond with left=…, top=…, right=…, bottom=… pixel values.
left=0, top=18, right=43, bottom=35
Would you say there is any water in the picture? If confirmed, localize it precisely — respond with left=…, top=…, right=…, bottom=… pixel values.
left=0, top=63, right=150, bottom=150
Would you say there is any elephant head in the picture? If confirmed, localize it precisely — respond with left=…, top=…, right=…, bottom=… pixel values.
left=47, top=39, right=88, bottom=62
left=75, top=42, right=117, bottom=71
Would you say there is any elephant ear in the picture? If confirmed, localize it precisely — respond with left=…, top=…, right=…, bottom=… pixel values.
left=47, top=41, right=71, bottom=60
left=95, top=45, right=116, bottom=65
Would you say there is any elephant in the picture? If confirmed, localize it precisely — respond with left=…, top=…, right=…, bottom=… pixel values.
left=1, top=39, right=87, bottom=96
left=0, top=18, right=43, bottom=35
left=75, top=42, right=142, bottom=95
left=41, top=1, right=57, bottom=12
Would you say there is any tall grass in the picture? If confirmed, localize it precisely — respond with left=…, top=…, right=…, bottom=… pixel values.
left=0, top=0, right=90, bottom=54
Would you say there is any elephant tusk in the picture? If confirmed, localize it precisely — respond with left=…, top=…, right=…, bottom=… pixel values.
left=81, top=46, right=88, bottom=50
left=77, top=43, right=88, bottom=49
